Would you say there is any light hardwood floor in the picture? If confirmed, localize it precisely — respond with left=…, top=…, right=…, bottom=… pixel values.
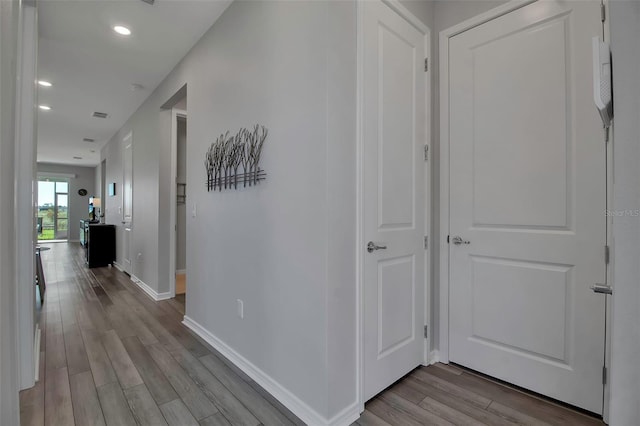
left=21, top=243, right=605, bottom=426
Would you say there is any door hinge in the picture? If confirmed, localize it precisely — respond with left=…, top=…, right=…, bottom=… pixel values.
left=424, top=145, right=429, bottom=161
left=601, top=2, right=606, bottom=22
left=424, top=58, right=429, bottom=72
left=424, top=325, right=428, bottom=338
left=447, top=235, right=450, bottom=244
left=603, top=365, right=607, bottom=384
left=424, top=236, right=428, bottom=249
left=605, top=245, right=610, bottom=264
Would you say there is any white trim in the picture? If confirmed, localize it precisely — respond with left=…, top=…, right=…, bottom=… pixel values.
left=183, top=316, right=360, bottom=426
left=33, top=325, right=41, bottom=382
left=356, top=0, right=431, bottom=407
left=175, top=269, right=186, bottom=275
left=355, top=0, right=365, bottom=415
left=427, top=350, right=440, bottom=366
left=169, top=108, right=187, bottom=299
left=438, top=0, right=536, bottom=365
left=382, top=0, right=428, bottom=34
left=130, top=274, right=172, bottom=301
left=602, top=1, right=612, bottom=421
left=113, top=261, right=124, bottom=272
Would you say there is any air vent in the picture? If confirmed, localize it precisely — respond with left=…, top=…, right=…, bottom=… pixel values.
left=83, top=138, right=95, bottom=143
left=92, top=112, right=108, bottom=119
left=141, top=0, right=155, bottom=4
left=73, top=156, right=83, bottom=160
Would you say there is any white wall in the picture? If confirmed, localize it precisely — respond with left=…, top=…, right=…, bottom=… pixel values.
left=15, top=2, right=37, bottom=391
left=609, top=1, right=640, bottom=424
left=37, top=163, right=96, bottom=241
left=100, top=1, right=357, bottom=421
left=0, top=0, right=22, bottom=423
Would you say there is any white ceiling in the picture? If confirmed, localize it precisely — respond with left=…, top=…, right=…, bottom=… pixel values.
left=37, top=0, right=231, bottom=166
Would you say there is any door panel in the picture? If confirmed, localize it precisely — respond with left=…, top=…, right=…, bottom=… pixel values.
left=448, top=0, right=605, bottom=413
left=363, top=0, right=426, bottom=401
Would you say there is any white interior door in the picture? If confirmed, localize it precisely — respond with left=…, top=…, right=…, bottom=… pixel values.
left=447, top=0, right=606, bottom=413
left=122, top=132, right=133, bottom=274
left=363, top=0, right=426, bottom=401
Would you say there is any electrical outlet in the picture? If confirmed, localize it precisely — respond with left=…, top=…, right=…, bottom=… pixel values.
left=236, top=299, right=244, bottom=319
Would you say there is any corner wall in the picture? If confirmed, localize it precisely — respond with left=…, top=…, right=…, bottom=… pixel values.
left=430, top=0, right=508, bottom=353
left=609, top=1, right=640, bottom=424
left=0, top=0, right=22, bottom=423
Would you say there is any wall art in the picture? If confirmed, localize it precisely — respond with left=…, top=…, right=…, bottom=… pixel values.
left=205, top=124, right=267, bottom=191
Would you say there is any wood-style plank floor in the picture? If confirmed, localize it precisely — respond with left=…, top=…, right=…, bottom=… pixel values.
left=21, top=243, right=605, bottom=426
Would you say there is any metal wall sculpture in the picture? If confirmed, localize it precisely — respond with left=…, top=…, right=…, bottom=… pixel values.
left=205, top=124, right=267, bottom=191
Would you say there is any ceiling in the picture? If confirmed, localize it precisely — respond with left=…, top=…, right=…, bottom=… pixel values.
left=37, top=0, right=231, bottom=166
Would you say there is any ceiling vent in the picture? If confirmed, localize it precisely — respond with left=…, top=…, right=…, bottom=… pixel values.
left=140, top=0, right=155, bottom=4
left=92, top=112, right=108, bottom=119
left=73, top=156, right=83, bottom=160
left=83, top=138, right=95, bottom=143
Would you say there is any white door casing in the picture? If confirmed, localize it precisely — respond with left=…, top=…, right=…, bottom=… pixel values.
left=446, top=0, right=606, bottom=413
left=362, top=0, right=427, bottom=401
left=122, top=132, right=133, bottom=274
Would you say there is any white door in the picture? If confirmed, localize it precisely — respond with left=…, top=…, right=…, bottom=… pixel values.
left=448, top=0, right=606, bottom=413
left=363, top=0, right=427, bottom=400
left=122, top=132, right=133, bottom=274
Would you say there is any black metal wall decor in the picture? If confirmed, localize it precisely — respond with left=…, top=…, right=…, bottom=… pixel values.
left=205, top=124, right=267, bottom=191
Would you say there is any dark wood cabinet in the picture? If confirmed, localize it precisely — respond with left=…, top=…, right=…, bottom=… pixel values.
left=86, top=224, right=115, bottom=268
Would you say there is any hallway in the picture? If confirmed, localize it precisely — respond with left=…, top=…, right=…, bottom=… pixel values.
left=20, top=243, right=604, bottom=426
left=20, top=243, right=302, bottom=426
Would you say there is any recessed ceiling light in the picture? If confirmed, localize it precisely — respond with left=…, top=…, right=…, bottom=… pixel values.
left=113, top=25, right=131, bottom=36
left=38, top=80, right=52, bottom=87
left=39, top=105, right=51, bottom=110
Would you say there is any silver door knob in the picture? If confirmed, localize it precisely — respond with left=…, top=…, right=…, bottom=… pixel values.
left=367, top=241, right=387, bottom=253
left=451, top=236, right=470, bottom=245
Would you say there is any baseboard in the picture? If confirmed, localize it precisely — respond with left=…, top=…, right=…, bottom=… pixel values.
left=130, top=274, right=172, bottom=301
left=176, top=269, right=186, bottom=275
left=428, top=350, right=440, bottom=365
left=112, top=261, right=124, bottom=272
left=182, top=316, right=361, bottom=426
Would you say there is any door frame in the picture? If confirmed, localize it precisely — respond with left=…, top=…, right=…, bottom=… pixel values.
left=356, top=0, right=431, bottom=410
left=169, top=108, right=187, bottom=298
left=438, top=0, right=612, bottom=418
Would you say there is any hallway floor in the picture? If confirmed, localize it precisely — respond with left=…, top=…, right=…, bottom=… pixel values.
left=20, top=243, right=604, bottom=426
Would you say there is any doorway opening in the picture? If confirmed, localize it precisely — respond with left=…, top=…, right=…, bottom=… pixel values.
left=37, top=178, right=69, bottom=241
left=175, top=112, right=187, bottom=304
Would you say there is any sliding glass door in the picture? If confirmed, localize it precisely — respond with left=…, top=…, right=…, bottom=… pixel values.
left=37, top=179, right=69, bottom=241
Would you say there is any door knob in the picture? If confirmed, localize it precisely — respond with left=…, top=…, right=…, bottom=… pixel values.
left=451, top=236, right=470, bottom=245
left=367, top=241, right=387, bottom=253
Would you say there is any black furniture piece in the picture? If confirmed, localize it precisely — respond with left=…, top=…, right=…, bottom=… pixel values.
left=86, top=224, right=115, bottom=268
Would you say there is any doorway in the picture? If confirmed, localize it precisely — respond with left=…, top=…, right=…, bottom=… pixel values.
left=359, top=0, right=430, bottom=402
left=37, top=179, right=69, bottom=241
left=122, top=132, right=133, bottom=275
left=440, top=0, right=607, bottom=414
left=175, top=113, right=187, bottom=299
